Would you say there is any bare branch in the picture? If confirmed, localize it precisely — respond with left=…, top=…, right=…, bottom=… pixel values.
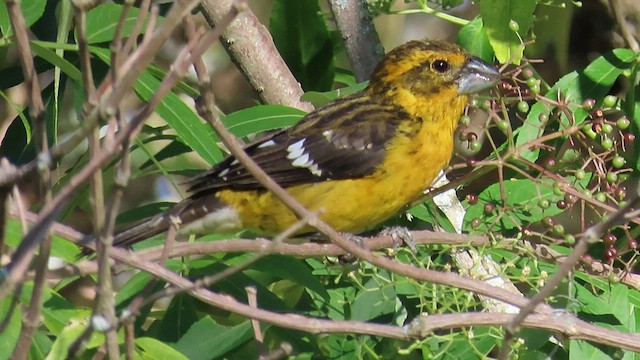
left=328, top=0, right=383, bottom=82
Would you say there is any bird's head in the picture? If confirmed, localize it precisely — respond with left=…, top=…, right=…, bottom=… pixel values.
left=367, top=39, right=500, bottom=119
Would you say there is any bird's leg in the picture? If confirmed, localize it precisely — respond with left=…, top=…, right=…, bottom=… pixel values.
left=379, top=226, right=417, bottom=253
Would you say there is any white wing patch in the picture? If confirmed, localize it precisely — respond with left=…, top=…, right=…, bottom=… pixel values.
left=257, top=140, right=276, bottom=149
left=286, top=138, right=323, bottom=177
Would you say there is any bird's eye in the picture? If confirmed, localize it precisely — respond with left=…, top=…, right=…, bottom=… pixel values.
left=432, top=60, right=450, bottom=73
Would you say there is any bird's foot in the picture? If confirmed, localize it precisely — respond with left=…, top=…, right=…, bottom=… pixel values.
left=379, top=226, right=417, bottom=253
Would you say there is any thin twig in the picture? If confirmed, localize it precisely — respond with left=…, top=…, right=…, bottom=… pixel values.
left=498, top=180, right=640, bottom=359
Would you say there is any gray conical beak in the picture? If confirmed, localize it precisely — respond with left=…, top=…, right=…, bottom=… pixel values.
left=457, top=57, right=500, bottom=94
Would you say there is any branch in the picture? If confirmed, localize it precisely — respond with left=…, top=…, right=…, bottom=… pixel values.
left=328, top=0, right=383, bottom=82
left=197, top=0, right=313, bottom=111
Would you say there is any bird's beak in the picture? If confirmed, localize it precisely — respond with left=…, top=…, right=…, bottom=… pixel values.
left=457, top=57, right=500, bottom=94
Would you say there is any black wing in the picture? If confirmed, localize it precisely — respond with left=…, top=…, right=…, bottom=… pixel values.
left=187, top=93, right=410, bottom=194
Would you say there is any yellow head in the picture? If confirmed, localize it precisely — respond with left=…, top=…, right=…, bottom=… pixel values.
left=367, top=39, right=499, bottom=123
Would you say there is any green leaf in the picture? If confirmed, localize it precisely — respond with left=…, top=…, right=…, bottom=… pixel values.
left=31, top=41, right=82, bottom=83
left=222, top=105, right=306, bottom=138
left=569, top=340, right=610, bottom=360
left=0, top=0, right=46, bottom=38
left=463, top=176, right=588, bottom=233
left=457, top=17, right=494, bottom=62
left=270, top=0, right=335, bottom=91
left=351, top=271, right=396, bottom=321
left=152, top=294, right=199, bottom=343
left=479, top=0, right=537, bottom=64
left=516, top=48, right=636, bottom=161
left=136, top=337, right=190, bottom=360
left=0, top=295, right=22, bottom=359
left=85, top=3, right=157, bottom=44
left=136, top=71, right=224, bottom=164
left=173, top=318, right=252, bottom=360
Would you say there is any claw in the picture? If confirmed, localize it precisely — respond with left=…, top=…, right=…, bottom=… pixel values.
left=380, top=226, right=417, bottom=253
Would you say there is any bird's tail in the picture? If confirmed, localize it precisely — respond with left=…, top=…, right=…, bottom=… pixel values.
left=80, top=194, right=224, bottom=253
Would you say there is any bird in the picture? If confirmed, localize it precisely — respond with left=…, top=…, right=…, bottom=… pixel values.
left=102, top=39, right=500, bottom=249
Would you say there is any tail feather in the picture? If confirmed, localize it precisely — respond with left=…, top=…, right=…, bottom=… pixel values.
left=80, top=194, right=225, bottom=253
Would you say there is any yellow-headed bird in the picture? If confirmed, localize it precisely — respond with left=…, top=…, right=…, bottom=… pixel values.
left=109, top=39, right=500, bottom=248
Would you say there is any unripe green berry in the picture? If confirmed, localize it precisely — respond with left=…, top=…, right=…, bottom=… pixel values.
left=601, top=137, right=613, bottom=150
left=616, top=117, right=630, bottom=129
left=564, top=234, right=575, bottom=245
left=538, top=113, right=549, bottom=123
left=526, top=77, right=538, bottom=88
left=575, top=169, right=586, bottom=180
left=601, top=123, right=613, bottom=134
left=529, top=83, right=540, bottom=95
left=595, top=192, right=607, bottom=202
left=539, top=199, right=550, bottom=209
left=497, top=120, right=510, bottom=132
left=603, top=95, right=617, bottom=108
left=612, top=156, right=625, bottom=169
left=517, top=101, right=529, bottom=113
left=469, top=140, right=482, bottom=152
left=552, top=224, right=565, bottom=235
left=508, top=19, right=520, bottom=31
left=606, top=172, right=618, bottom=182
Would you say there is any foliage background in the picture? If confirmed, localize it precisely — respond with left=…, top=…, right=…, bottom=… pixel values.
left=0, top=0, right=640, bottom=359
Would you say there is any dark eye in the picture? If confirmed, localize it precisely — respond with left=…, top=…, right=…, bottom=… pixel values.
left=432, top=59, right=450, bottom=73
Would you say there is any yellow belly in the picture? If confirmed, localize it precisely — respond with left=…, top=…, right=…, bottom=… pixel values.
left=215, top=117, right=457, bottom=235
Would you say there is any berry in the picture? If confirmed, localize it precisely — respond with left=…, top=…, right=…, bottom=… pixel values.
left=538, top=113, right=549, bottom=123
left=601, top=123, right=613, bottom=134
left=526, top=77, right=538, bottom=88
left=564, top=234, right=575, bottom=245
left=498, top=81, right=513, bottom=92
left=616, top=117, right=630, bottom=130
left=484, top=203, right=495, bottom=213
left=601, top=137, right=613, bottom=150
left=604, top=247, right=617, bottom=261
left=595, top=192, right=607, bottom=203
left=615, top=186, right=626, bottom=200
left=592, top=108, right=604, bottom=119
left=581, top=254, right=593, bottom=263
left=545, top=158, right=556, bottom=169
left=575, top=169, right=586, bottom=180
left=508, top=19, right=520, bottom=31
left=465, top=194, right=478, bottom=205
left=624, top=133, right=635, bottom=142
left=517, top=101, right=529, bottom=113
left=466, top=132, right=478, bottom=142
left=522, top=68, right=534, bottom=79
left=529, top=83, right=540, bottom=95
left=470, top=218, right=481, bottom=229
left=591, top=122, right=602, bottom=133
left=603, top=233, right=617, bottom=245
left=612, top=156, right=625, bottom=169
left=603, top=95, right=617, bottom=108
left=459, top=115, right=471, bottom=125
left=539, top=199, right=550, bottom=209
left=469, top=140, right=482, bottom=152
left=470, top=98, right=480, bottom=107
left=628, top=239, right=637, bottom=250
left=564, top=193, right=577, bottom=204
left=552, top=224, right=565, bottom=235
left=542, top=217, right=555, bottom=227
left=606, top=172, right=618, bottom=182
left=582, top=98, right=596, bottom=110
left=556, top=200, right=568, bottom=209
left=497, top=120, right=510, bottom=132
